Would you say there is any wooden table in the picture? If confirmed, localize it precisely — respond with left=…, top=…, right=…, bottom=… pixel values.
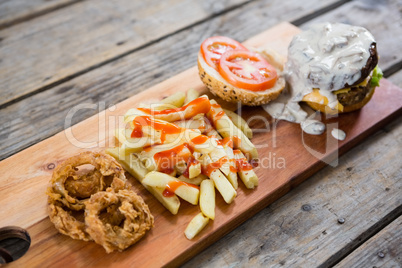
left=0, top=0, right=401, bottom=267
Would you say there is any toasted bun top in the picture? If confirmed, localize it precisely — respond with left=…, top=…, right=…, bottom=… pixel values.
left=197, top=48, right=286, bottom=106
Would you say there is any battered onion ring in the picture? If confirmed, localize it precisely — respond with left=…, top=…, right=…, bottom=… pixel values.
left=48, top=200, right=92, bottom=241
left=85, top=189, right=154, bottom=253
left=47, top=151, right=127, bottom=211
left=47, top=151, right=128, bottom=241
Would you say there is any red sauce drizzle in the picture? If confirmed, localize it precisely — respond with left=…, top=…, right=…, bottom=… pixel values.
left=153, top=144, right=191, bottom=174
left=137, top=96, right=211, bottom=118
left=202, top=156, right=229, bottom=177
left=190, top=135, right=209, bottom=145
left=162, top=180, right=199, bottom=197
left=214, top=137, right=221, bottom=146
left=233, top=150, right=253, bottom=172
left=206, top=103, right=223, bottom=129
left=230, top=165, right=238, bottom=173
left=130, top=116, right=182, bottom=143
left=220, top=137, right=233, bottom=148
left=211, top=103, right=221, bottom=108
left=232, top=135, right=241, bottom=147
left=236, top=158, right=253, bottom=172
left=216, top=110, right=225, bottom=120
left=182, top=156, right=199, bottom=178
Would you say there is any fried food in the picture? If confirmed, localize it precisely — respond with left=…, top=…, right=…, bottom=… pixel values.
left=108, top=93, right=259, bottom=239
left=46, top=151, right=154, bottom=252
left=85, top=189, right=154, bottom=253
left=48, top=200, right=92, bottom=241
left=47, top=151, right=127, bottom=211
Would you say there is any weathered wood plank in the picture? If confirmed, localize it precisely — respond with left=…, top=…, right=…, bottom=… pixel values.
left=0, top=0, right=383, bottom=161
left=183, top=85, right=402, bottom=267
left=0, top=0, right=247, bottom=107
left=388, top=69, right=402, bottom=88
left=334, top=216, right=402, bottom=268
left=0, top=0, right=82, bottom=30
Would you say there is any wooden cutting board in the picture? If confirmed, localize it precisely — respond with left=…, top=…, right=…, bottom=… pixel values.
left=1, top=22, right=401, bottom=267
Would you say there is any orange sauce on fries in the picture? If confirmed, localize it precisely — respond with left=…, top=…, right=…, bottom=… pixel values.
left=202, top=156, right=229, bottom=177
left=215, top=110, right=225, bottom=120
left=190, top=135, right=209, bottom=145
left=153, top=144, right=192, bottom=174
left=182, top=156, right=199, bottom=178
left=233, top=149, right=253, bottom=171
left=162, top=180, right=199, bottom=197
left=137, top=96, right=211, bottom=119
left=220, top=137, right=233, bottom=148
left=131, top=116, right=182, bottom=143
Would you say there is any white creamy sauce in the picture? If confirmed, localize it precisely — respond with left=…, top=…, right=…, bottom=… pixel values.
left=262, top=22, right=375, bottom=135
left=301, top=119, right=326, bottom=135
left=331, top=128, right=346, bottom=140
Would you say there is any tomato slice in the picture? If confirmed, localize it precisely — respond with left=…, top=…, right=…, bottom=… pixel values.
left=218, top=50, right=277, bottom=91
left=201, top=36, right=247, bottom=69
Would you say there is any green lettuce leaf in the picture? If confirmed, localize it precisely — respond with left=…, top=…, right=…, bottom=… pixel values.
left=370, top=65, right=383, bottom=87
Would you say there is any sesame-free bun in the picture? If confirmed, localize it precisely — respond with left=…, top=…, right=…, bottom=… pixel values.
left=198, top=47, right=286, bottom=106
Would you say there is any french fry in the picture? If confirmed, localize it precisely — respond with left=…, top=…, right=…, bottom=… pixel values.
left=175, top=160, right=187, bottom=175
left=114, top=128, right=146, bottom=152
left=106, top=147, right=180, bottom=215
left=159, top=91, right=186, bottom=108
left=208, top=139, right=230, bottom=176
left=110, top=88, right=261, bottom=238
left=184, top=212, right=209, bottom=240
left=199, top=180, right=215, bottom=220
left=185, top=88, right=200, bottom=104
left=123, top=117, right=203, bottom=149
left=205, top=128, right=221, bottom=138
left=138, top=141, right=192, bottom=171
left=136, top=95, right=211, bottom=122
left=124, top=108, right=147, bottom=123
left=223, top=108, right=253, bottom=139
left=143, top=171, right=200, bottom=205
left=208, top=99, right=258, bottom=160
left=188, top=161, right=201, bottom=178
left=186, top=132, right=219, bottom=154
left=233, top=150, right=258, bottom=189
left=222, top=145, right=238, bottom=189
left=172, top=116, right=206, bottom=130
left=177, top=174, right=207, bottom=186
left=201, top=154, right=236, bottom=204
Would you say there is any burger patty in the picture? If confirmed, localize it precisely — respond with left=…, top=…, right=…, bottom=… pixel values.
left=348, top=42, right=378, bottom=87
left=336, top=80, right=371, bottom=106
left=337, top=42, right=377, bottom=106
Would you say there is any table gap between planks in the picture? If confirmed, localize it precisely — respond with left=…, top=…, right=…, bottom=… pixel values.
left=0, top=1, right=401, bottom=264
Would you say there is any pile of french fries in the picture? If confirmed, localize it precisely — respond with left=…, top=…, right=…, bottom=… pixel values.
left=106, top=89, right=258, bottom=239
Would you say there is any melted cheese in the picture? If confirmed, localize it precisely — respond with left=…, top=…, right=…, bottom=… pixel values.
left=302, top=89, right=344, bottom=111
left=333, top=75, right=371, bottom=94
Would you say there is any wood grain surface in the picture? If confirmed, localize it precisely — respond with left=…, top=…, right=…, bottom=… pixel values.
left=0, top=0, right=248, bottom=107
left=1, top=22, right=401, bottom=267
left=0, top=0, right=81, bottom=30
left=334, top=216, right=402, bottom=267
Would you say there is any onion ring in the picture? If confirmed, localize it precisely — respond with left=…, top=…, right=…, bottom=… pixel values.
left=47, top=151, right=128, bottom=242
left=47, top=151, right=127, bottom=211
left=48, top=200, right=92, bottom=241
left=85, top=189, right=154, bottom=253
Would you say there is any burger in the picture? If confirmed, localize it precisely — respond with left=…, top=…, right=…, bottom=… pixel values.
left=286, top=22, right=383, bottom=114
